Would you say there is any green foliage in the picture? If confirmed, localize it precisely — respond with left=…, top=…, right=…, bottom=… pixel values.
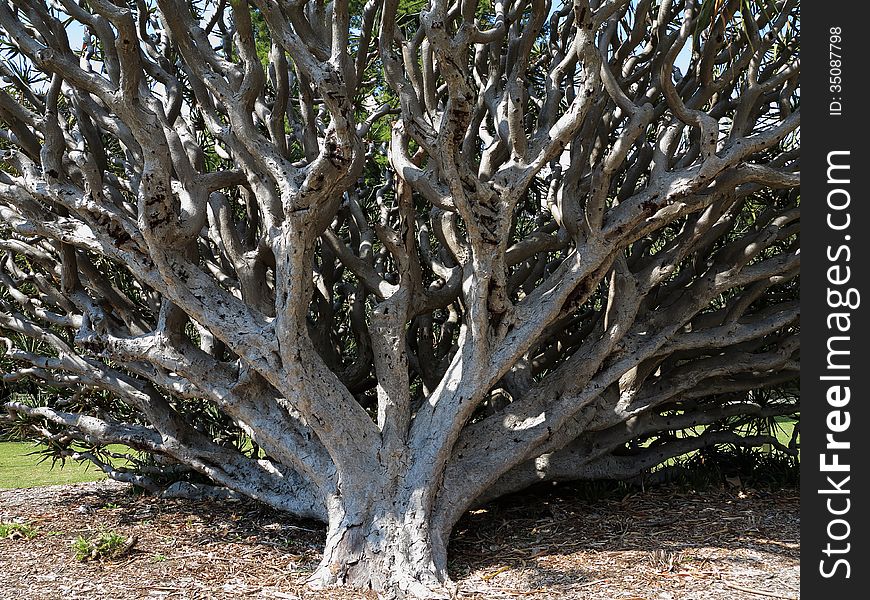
left=668, top=444, right=799, bottom=489
left=0, top=522, right=38, bottom=540
left=73, top=530, right=135, bottom=561
left=249, top=8, right=272, bottom=70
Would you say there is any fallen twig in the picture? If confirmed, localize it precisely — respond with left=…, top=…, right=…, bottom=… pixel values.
left=481, top=565, right=511, bottom=581
left=721, top=579, right=797, bottom=599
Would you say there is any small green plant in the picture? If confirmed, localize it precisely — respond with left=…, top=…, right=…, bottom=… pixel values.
left=151, top=553, right=167, bottom=563
left=73, top=531, right=137, bottom=561
left=0, top=522, right=37, bottom=540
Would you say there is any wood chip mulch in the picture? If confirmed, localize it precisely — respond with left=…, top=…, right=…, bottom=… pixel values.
left=0, top=479, right=799, bottom=599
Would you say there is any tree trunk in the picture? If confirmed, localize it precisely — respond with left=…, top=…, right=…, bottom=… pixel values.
left=309, top=493, right=453, bottom=599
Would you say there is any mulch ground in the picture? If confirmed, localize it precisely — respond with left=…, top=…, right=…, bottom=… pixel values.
left=0, top=479, right=799, bottom=599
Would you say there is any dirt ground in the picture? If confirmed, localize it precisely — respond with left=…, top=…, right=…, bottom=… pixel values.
left=0, top=479, right=799, bottom=600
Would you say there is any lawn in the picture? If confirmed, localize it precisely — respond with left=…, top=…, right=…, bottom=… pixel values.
left=773, top=415, right=800, bottom=449
left=0, top=442, right=111, bottom=489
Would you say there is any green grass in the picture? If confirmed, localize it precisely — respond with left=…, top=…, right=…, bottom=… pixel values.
left=0, top=442, right=116, bottom=489
left=772, top=416, right=799, bottom=453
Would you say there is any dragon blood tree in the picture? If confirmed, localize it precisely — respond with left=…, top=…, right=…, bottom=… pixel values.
left=0, top=0, right=798, bottom=596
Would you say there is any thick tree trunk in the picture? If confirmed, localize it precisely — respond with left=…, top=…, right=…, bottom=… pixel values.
left=309, top=494, right=452, bottom=599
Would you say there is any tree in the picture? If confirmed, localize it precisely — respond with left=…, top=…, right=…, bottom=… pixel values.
left=0, top=0, right=798, bottom=597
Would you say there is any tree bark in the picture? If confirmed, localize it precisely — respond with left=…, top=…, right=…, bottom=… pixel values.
left=311, top=488, right=451, bottom=599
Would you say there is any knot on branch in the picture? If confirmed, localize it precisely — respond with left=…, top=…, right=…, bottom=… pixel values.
left=35, top=48, right=55, bottom=65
